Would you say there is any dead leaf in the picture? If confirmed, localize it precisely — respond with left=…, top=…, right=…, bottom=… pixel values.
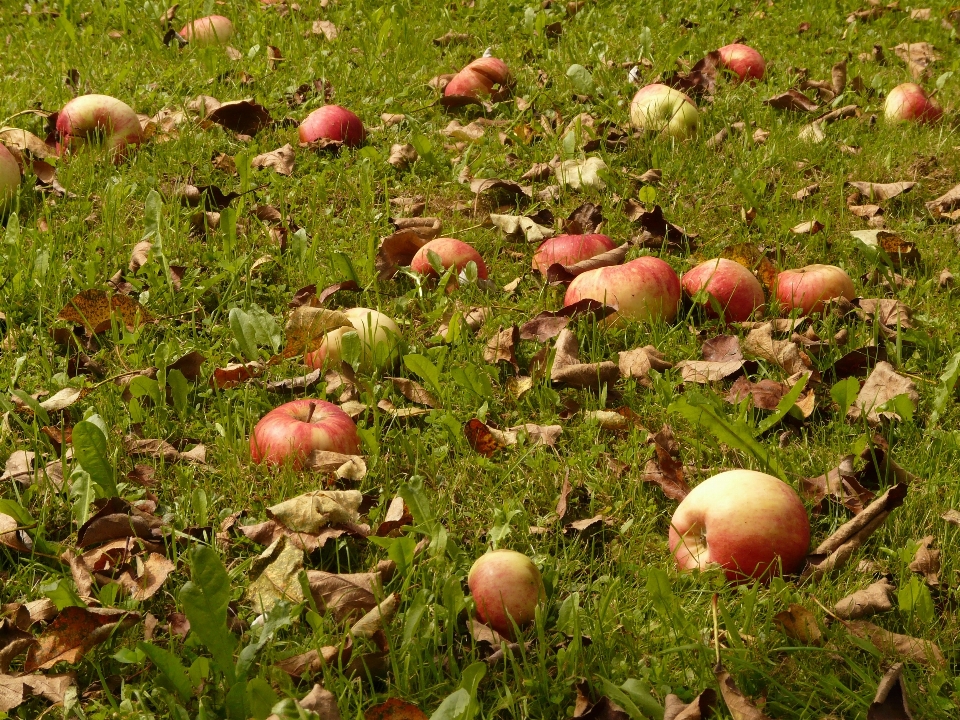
left=483, top=326, right=520, bottom=367
left=793, top=183, right=820, bottom=201
left=847, top=181, right=916, bottom=202
left=926, top=183, right=960, bottom=217
left=618, top=345, right=672, bottom=387
left=801, top=456, right=875, bottom=515
left=743, top=323, right=815, bottom=376
left=0, top=515, right=33, bottom=554
left=555, top=156, right=608, bottom=190
left=464, top=418, right=506, bottom=456
left=663, top=690, right=717, bottom=720
left=715, top=666, right=773, bottom=720
left=834, top=578, right=896, bottom=619
left=790, top=219, right=824, bottom=235
left=306, top=570, right=382, bottom=622
left=387, top=143, right=417, bottom=170
left=545, top=243, right=630, bottom=285
left=624, top=203, right=693, bottom=244
left=205, top=100, right=273, bottom=136
left=76, top=497, right=165, bottom=548
left=365, top=697, right=428, bottom=720
left=0, top=619, right=36, bottom=672
left=251, top=144, right=295, bottom=176
left=584, top=407, right=645, bottom=432
left=663, top=50, right=720, bottom=99
left=868, top=663, right=914, bottom=720
left=387, top=377, right=437, bottom=407
left=267, top=490, right=361, bottom=534
left=773, top=604, right=822, bottom=645
left=312, top=20, right=339, bottom=40
left=297, top=684, right=342, bottom=719
left=846, top=620, right=945, bottom=667
left=280, top=306, right=353, bottom=358
left=675, top=359, right=744, bottom=384
left=489, top=213, right=553, bottom=243
left=942, top=509, right=960, bottom=526
left=211, top=361, right=265, bottom=389
left=908, top=536, right=940, bottom=586
left=58, top=290, right=154, bottom=334
left=765, top=89, right=819, bottom=112
left=893, top=42, right=939, bottom=79
left=24, top=607, right=139, bottom=671
left=847, top=362, right=918, bottom=424
left=246, top=537, right=305, bottom=613
left=563, top=202, right=605, bottom=235
left=642, top=425, right=690, bottom=501
left=375, top=229, right=430, bottom=280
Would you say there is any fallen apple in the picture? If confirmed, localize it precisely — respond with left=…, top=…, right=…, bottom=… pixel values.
left=305, top=307, right=401, bottom=372
left=563, top=256, right=682, bottom=323
left=180, top=14, right=235, bottom=46
left=629, top=83, right=698, bottom=139
left=55, top=94, right=144, bottom=161
left=775, top=264, right=855, bottom=315
left=669, top=470, right=810, bottom=582
left=250, top=399, right=360, bottom=466
left=0, top=143, right=21, bottom=212
left=884, top=82, right=943, bottom=124
left=717, top=43, right=766, bottom=82
left=444, top=57, right=511, bottom=103
left=681, top=258, right=765, bottom=322
left=298, top=105, right=366, bottom=147
left=468, top=549, right=544, bottom=639
left=410, top=237, right=488, bottom=280
left=532, top=233, right=616, bottom=274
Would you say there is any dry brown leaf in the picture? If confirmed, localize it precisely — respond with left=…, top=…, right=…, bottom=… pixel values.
left=545, top=243, right=630, bottom=285
left=267, top=490, right=361, bottom=534
left=834, top=578, right=896, bottom=619
left=908, top=536, right=940, bottom=586
left=743, top=323, right=814, bottom=376
left=663, top=690, right=717, bottom=720
left=387, top=377, right=437, bottom=407
left=846, top=620, right=946, bottom=667
left=893, top=42, right=939, bottom=79
left=793, top=183, right=820, bottom=201
left=868, top=663, right=914, bottom=720
left=307, top=570, right=381, bottom=622
left=252, top=144, right=295, bottom=176
left=375, top=229, right=430, bottom=280
left=281, top=306, right=353, bottom=358
left=801, top=455, right=875, bottom=515
left=618, top=345, right=672, bottom=387
left=847, top=181, right=916, bottom=202
left=483, top=326, right=520, bottom=368
left=387, top=143, right=417, bottom=170
left=464, top=418, right=506, bottom=456
left=942, top=509, right=960, bottom=526
left=0, top=515, right=32, bottom=554
left=0, top=126, right=57, bottom=158
left=926, top=183, right=960, bottom=217
left=715, top=667, right=774, bottom=720
left=765, top=89, right=819, bottom=112
left=312, top=19, right=339, bottom=40
left=204, top=100, right=273, bottom=136
left=773, top=603, right=822, bottom=645
left=365, top=697, right=428, bottom=720
left=211, top=360, right=265, bottom=389
left=76, top=497, right=165, bottom=548
left=246, top=537, right=305, bottom=613
left=24, top=607, right=139, bottom=672
left=642, top=425, right=690, bottom=502
left=0, top=619, right=36, bottom=672
left=519, top=314, right=569, bottom=342
left=847, top=362, right=918, bottom=424
left=58, top=290, right=154, bottom=334
left=675, top=359, right=743, bottom=384
left=790, top=219, right=824, bottom=235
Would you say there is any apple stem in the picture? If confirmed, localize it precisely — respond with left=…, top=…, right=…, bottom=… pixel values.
left=711, top=593, right=720, bottom=667
left=306, top=402, right=317, bottom=424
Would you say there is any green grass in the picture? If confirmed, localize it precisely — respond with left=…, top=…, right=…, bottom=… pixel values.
left=1, top=0, right=960, bottom=717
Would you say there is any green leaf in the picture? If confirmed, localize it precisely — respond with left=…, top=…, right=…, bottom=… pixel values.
left=403, top=354, right=442, bottom=395
left=139, top=642, right=193, bottom=703
left=70, top=468, right=95, bottom=525
left=398, top=477, right=436, bottom=526
left=930, top=350, right=960, bottom=425
left=600, top=677, right=663, bottom=720
left=129, top=376, right=163, bottom=406
left=756, top=374, right=808, bottom=434
left=451, top=364, right=493, bottom=402
left=246, top=677, right=278, bottom=720
left=898, top=575, right=935, bottom=624
left=0, top=499, right=33, bottom=526
left=402, top=589, right=428, bottom=647
left=430, top=689, right=471, bottom=720
left=168, top=369, right=190, bottom=418
left=879, top=393, right=915, bottom=423
left=229, top=308, right=261, bottom=361
left=330, top=251, right=360, bottom=284
left=41, top=578, right=86, bottom=611
left=72, top=420, right=117, bottom=496
left=669, top=392, right=786, bottom=480
left=180, top=546, right=237, bottom=684
left=566, top=64, right=594, bottom=95
left=224, top=679, right=249, bottom=720
left=369, top=535, right=417, bottom=576
left=340, top=330, right=362, bottom=372
left=143, top=189, right=162, bottom=241
left=830, top=376, right=860, bottom=419
left=11, top=389, right=50, bottom=426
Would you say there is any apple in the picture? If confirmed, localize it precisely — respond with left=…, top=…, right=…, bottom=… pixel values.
left=681, top=258, right=765, bottom=322
left=0, top=143, right=21, bottom=213
left=563, top=256, right=682, bottom=323
left=532, top=234, right=616, bottom=274
left=305, top=307, right=401, bottom=372
left=884, top=83, right=943, bottom=124
left=629, top=84, right=698, bottom=139
left=775, top=264, right=855, bottom=316
left=468, top=549, right=544, bottom=640
left=669, top=470, right=810, bottom=582
left=55, top=94, right=144, bottom=161
left=298, top=105, right=366, bottom=147
left=410, top=237, right=488, bottom=280
left=444, top=57, right=511, bottom=102
left=250, top=399, right=361, bottom=466
left=179, top=15, right=234, bottom=46
left=717, top=43, right=766, bottom=82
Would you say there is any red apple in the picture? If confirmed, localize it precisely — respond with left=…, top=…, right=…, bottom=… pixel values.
left=532, top=234, right=616, bottom=274
left=180, top=15, right=234, bottom=46
left=56, top=94, right=144, bottom=161
left=250, top=399, right=360, bottom=466
left=775, top=264, right=855, bottom=316
left=629, top=84, right=698, bottom=139
left=717, top=43, right=766, bottom=82
left=468, top=549, right=544, bottom=640
left=669, top=470, right=810, bottom=582
left=410, top=238, right=488, bottom=280
left=298, top=105, right=366, bottom=147
left=444, top=57, right=511, bottom=102
left=0, top=143, right=21, bottom=212
left=884, top=83, right=943, bottom=123
left=682, top=258, right=765, bottom=322
left=305, top=307, right=401, bottom=372
left=563, top=256, right=681, bottom=323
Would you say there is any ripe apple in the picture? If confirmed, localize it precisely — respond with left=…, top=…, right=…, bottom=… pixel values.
left=717, top=43, right=766, bottom=82
left=305, top=307, right=401, bottom=372
left=444, top=57, right=511, bottom=102
left=0, top=143, right=21, bottom=213
left=681, top=258, right=765, bottom=322
left=250, top=399, right=361, bottom=466
left=56, top=94, right=144, bottom=161
left=468, top=549, right=544, bottom=640
left=775, top=264, right=855, bottom=315
left=563, top=256, right=682, bottom=323
left=629, top=84, right=698, bottom=139
left=298, top=105, right=366, bottom=147
left=410, top=238, right=488, bottom=280
left=180, top=15, right=234, bottom=46
left=884, top=83, right=943, bottom=123
left=532, top=233, right=616, bottom=274
left=669, top=470, right=810, bottom=582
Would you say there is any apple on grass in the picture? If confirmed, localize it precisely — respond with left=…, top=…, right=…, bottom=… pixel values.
left=563, top=256, right=681, bottom=323
left=298, top=105, right=366, bottom=147
left=305, top=307, right=401, bottom=372
left=717, top=43, right=766, bottom=82
left=411, top=238, right=488, bottom=280
left=56, top=94, right=144, bottom=161
left=468, top=550, right=544, bottom=640
left=775, top=264, right=855, bottom=316
left=444, top=57, right=511, bottom=103
left=669, top=470, right=811, bottom=582
left=682, top=258, right=765, bottom=322
left=0, top=143, right=21, bottom=212
left=250, top=399, right=360, bottom=467
left=179, top=15, right=234, bottom=46
left=884, top=83, right=943, bottom=123
left=629, top=84, right=699, bottom=139
left=532, top=233, right=616, bottom=274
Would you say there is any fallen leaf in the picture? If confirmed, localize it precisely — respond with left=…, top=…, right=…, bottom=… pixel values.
left=867, top=663, right=914, bottom=720
left=252, top=144, right=295, bottom=175
left=306, top=569, right=382, bottom=622
left=663, top=50, right=720, bottom=99
left=312, top=20, right=338, bottom=40
left=0, top=619, right=36, bottom=671
left=773, top=603, right=822, bottom=645
left=246, top=536, right=305, bottom=613
left=715, top=666, right=773, bottom=720
left=297, top=684, right=342, bottom=719
left=925, top=183, right=960, bottom=217
left=893, top=42, right=939, bottom=79
left=24, top=607, right=139, bottom=671
left=624, top=203, right=693, bottom=243
left=765, top=89, right=819, bottom=112
left=350, top=592, right=398, bottom=640
left=793, top=183, right=820, bottom=201
left=387, top=143, right=417, bottom=170
left=0, top=515, right=33, bottom=554
left=211, top=361, right=265, bottom=389
left=545, top=243, right=630, bottom=285
left=663, top=690, right=717, bottom=720
left=58, top=290, right=154, bottom=334
left=618, top=345, right=672, bottom=386
left=801, top=456, right=875, bottom=515
left=834, top=578, right=896, bottom=619
left=0, top=126, right=57, bottom=158
left=555, top=156, right=608, bottom=190
left=387, top=377, right=437, bottom=407
left=908, top=536, right=940, bottom=586
left=942, top=509, right=960, bottom=526
left=642, top=425, right=690, bottom=501
left=489, top=213, right=553, bottom=243
left=743, top=323, right=814, bottom=376
left=483, top=326, right=520, bottom=368
left=268, top=490, right=362, bottom=534
left=847, top=181, right=916, bottom=202
left=550, top=328, right=620, bottom=388
left=846, top=620, right=945, bottom=667
left=464, top=418, right=505, bottom=457
left=375, top=229, right=430, bottom=280
left=205, top=100, right=273, bottom=136
left=281, top=306, right=353, bottom=358
left=675, top=359, right=744, bottom=384
left=563, top=202, right=605, bottom=234
left=584, top=407, right=645, bottom=432
left=77, top=497, right=165, bottom=548
left=790, top=219, right=824, bottom=234
left=847, top=362, right=918, bottom=424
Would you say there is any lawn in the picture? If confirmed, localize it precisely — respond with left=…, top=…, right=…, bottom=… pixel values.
left=0, top=0, right=959, bottom=718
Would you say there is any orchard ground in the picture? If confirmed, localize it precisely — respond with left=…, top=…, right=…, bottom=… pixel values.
left=1, top=0, right=960, bottom=718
